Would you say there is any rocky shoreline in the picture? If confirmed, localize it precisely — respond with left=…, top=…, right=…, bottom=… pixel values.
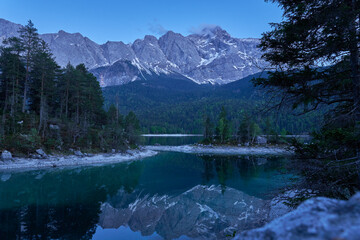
left=0, top=148, right=158, bottom=171
left=0, top=144, right=293, bottom=171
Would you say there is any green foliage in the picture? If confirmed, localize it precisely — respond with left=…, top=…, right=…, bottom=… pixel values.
left=202, top=116, right=214, bottom=143
left=125, top=111, right=141, bottom=146
left=2, top=128, right=41, bottom=154
left=102, top=74, right=321, bottom=135
left=259, top=0, right=360, bottom=198
left=216, top=106, right=231, bottom=143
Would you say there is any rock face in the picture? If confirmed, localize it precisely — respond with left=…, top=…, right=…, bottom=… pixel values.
left=0, top=18, right=21, bottom=45
left=1, top=150, right=12, bottom=161
left=0, top=18, right=266, bottom=86
left=236, top=192, right=360, bottom=240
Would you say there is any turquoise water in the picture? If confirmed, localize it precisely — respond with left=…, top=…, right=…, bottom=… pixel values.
left=139, top=135, right=203, bottom=146
left=0, top=138, right=292, bottom=240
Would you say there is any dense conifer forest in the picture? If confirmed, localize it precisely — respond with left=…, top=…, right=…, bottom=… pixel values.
left=103, top=73, right=321, bottom=135
left=0, top=21, right=140, bottom=155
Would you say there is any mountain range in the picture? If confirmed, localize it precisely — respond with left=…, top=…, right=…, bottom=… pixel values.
left=0, top=18, right=266, bottom=86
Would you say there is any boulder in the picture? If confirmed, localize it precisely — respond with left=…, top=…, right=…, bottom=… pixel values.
left=30, top=154, right=42, bottom=159
left=36, top=149, right=47, bottom=158
left=1, top=150, right=12, bottom=161
left=74, top=150, right=84, bottom=157
left=236, top=192, right=360, bottom=240
left=255, top=136, right=267, bottom=145
left=49, top=124, right=60, bottom=130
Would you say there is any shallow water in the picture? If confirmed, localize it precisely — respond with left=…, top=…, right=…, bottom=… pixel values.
left=140, top=135, right=203, bottom=146
left=0, top=137, right=293, bottom=240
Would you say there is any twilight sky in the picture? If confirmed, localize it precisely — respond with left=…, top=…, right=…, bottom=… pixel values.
left=0, top=0, right=283, bottom=44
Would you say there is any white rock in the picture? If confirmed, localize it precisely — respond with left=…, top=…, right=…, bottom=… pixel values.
left=1, top=150, right=12, bottom=161
left=255, top=136, right=267, bottom=144
left=74, top=150, right=84, bottom=157
left=36, top=149, right=47, bottom=158
left=236, top=192, right=360, bottom=240
left=49, top=124, right=60, bottom=130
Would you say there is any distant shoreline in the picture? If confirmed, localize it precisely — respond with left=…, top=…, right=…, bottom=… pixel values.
left=144, top=144, right=292, bottom=155
left=141, top=134, right=202, bottom=137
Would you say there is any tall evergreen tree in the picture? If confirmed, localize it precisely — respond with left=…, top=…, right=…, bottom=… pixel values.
left=125, top=111, right=140, bottom=146
left=29, top=40, right=59, bottom=137
left=216, top=106, right=230, bottom=143
left=0, top=44, right=26, bottom=137
left=257, top=0, right=360, bottom=129
left=256, top=0, right=360, bottom=197
left=0, top=20, right=140, bottom=154
left=18, top=20, right=40, bottom=113
left=203, top=116, right=214, bottom=142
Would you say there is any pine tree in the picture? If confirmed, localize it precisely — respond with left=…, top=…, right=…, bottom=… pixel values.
left=258, top=1, right=360, bottom=126
left=125, top=111, right=140, bottom=146
left=203, top=116, right=213, bottom=142
left=257, top=0, right=360, bottom=197
left=18, top=20, right=40, bottom=113
left=216, top=106, right=230, bottom=143
left=29, top=40, right=59, bottom=137
left=0, top=45, right=26, bottom=137
left=0, top=21, right=140, bottom=154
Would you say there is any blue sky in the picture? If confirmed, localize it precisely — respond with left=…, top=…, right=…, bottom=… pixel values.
left=0, top=0, right=283, bottom=44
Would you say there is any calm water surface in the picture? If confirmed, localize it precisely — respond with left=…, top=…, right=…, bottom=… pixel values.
left=140, top=135, right=203, bottom=146
left=0, top=137, right=292, bottom=240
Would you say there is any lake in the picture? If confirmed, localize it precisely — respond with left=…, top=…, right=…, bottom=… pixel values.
left=0, top=136, right=292, bottom=240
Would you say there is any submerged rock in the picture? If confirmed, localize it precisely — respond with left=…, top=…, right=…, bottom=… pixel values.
left=1, top=150, right=12, bottom=161
left=236, top=192, right=360, bottom=240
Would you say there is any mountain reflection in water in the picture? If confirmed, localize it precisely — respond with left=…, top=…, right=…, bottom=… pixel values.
left=0, top=152, right=291, bottom=240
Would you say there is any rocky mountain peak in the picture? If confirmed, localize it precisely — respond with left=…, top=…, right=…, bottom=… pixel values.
left=0, top=18, right=21, bottom=44
left=143, top=35, right=158, bottom=42
left=0, top=18, right=266, bottom=86
left=197, top=25, right=230, bottom=39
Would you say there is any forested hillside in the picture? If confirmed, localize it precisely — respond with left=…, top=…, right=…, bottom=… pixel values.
left=103, top=72, right=321, bottom=134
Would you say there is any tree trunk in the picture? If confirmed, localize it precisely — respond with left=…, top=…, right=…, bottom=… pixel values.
left=116, top=92, right=119, bottom=123
left=38, top=72, right=45, bottom=134
left=1, top=87, right=9, bottom=138
left=65, top=78, right=69, bottom=119
left=76, top=91, right=80, bottom=125
left=22, top=54, right=30, bottom=113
